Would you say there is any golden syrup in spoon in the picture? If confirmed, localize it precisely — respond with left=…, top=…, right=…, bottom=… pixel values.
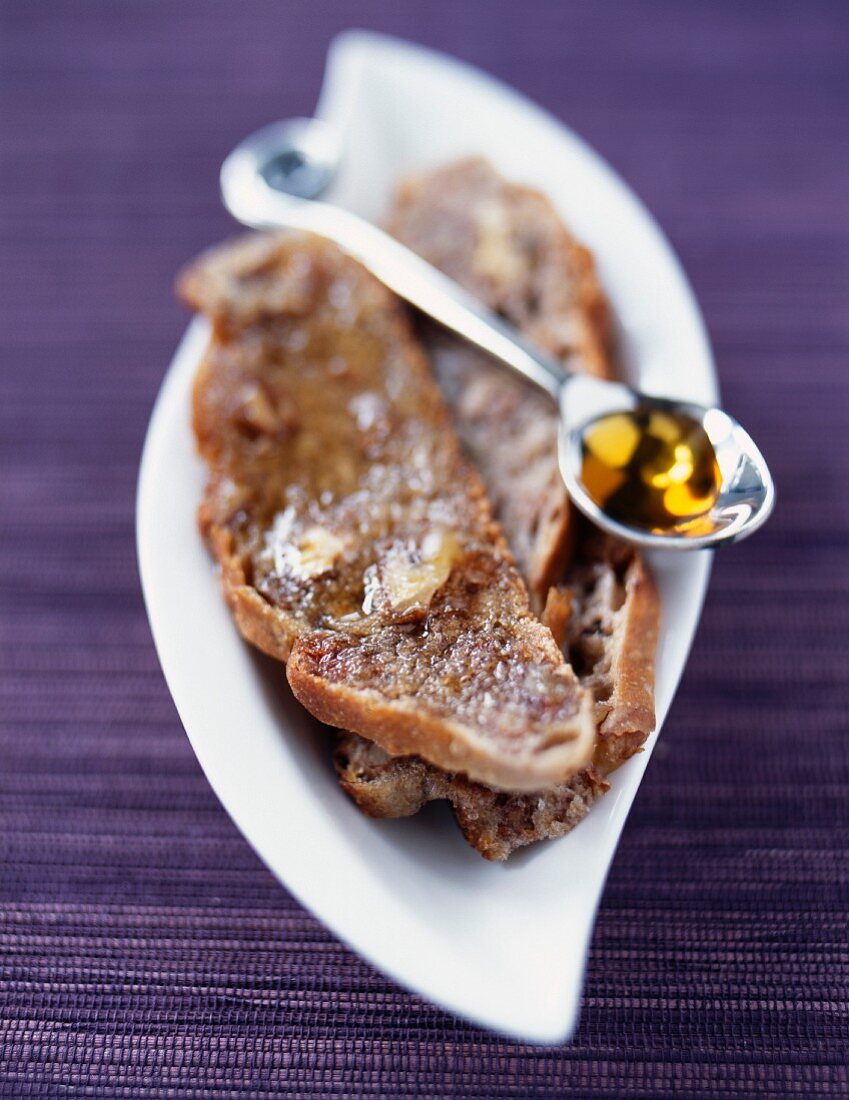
left=580, top=408, right=722, bottom=531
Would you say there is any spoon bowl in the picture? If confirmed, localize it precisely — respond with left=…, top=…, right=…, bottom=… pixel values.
left=558, top=375, right=775, bottom=550
left=220, top=117, right=775, bottom=550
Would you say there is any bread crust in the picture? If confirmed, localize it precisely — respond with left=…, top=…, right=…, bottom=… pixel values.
left=548, top=531, right=660, bottom=773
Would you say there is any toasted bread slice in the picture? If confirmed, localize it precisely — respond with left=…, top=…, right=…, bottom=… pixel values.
left=181, top=231, right=595, bottom=792
left=544, top=531, right=659, bottom=773
left=388, top=157, right=614, bottom=600
left=334, top=730, right=609, bottom=862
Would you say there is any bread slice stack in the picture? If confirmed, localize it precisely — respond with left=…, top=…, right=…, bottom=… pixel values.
left=179, top=159, right=659, bottom=859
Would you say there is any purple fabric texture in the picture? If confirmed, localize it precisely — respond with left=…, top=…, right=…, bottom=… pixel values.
left=2, top=2, right=847, bottom=1096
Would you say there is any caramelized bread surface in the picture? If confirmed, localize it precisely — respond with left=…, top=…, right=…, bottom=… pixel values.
left=182, top=231, right=595, bottom=792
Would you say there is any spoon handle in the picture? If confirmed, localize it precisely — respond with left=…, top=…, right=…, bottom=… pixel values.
left=221, top=165, right=565, bottom=402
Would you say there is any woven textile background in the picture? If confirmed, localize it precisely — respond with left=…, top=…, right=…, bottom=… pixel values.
left=2, top=2, right=847, bottom=1096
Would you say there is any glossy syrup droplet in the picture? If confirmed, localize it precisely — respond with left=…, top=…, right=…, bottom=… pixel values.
left=580, top=408, right=721, bottom=531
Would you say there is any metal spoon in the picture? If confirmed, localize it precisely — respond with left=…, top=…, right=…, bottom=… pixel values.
left=219, top=118, right=775, bottom=550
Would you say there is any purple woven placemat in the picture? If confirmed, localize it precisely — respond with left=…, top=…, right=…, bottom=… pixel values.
left=2, top=2, right=847, bottom=1096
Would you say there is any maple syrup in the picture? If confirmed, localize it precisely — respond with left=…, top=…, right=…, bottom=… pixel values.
left=579, top=407, right=721, bottom=531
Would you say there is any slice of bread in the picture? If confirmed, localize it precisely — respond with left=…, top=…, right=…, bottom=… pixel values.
left=388, top=156, right=614, bottom=604
left=546, top=532, right=658, bottom=774
left=334, top=730, right=609, bottom=862
left=335, top=159, right=660, bottom=858
left=181, top=231, right=596, bottom=792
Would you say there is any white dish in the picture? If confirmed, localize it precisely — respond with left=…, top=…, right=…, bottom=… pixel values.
left=137, top=31, right=716, bottom=1043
